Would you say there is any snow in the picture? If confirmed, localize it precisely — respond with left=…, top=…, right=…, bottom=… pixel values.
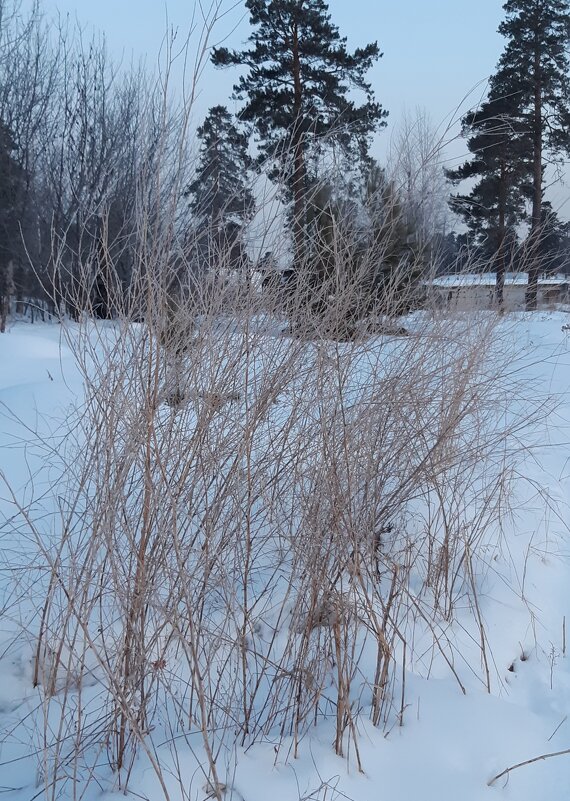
left=1, top=314, right=570, bottom=800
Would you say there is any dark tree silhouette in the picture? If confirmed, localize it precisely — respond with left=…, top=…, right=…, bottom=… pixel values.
left=496, top=0, right=570, bottom=307
left=186, top=105, right=255, bottom=275
left=446, top=83, right=532, bottom=307
left=212, top=0, right=386, bottom=265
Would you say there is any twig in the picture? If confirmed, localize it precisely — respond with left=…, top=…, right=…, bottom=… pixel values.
left=487, top=747, right=570, bottom=786
left=547, top=716, right=567, bottom=742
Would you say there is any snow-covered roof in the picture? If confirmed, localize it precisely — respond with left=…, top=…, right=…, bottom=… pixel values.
left=429, top=272, right=569, bottom=289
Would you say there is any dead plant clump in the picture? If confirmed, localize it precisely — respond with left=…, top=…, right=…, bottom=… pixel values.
left=14, top=226, right=533, bottom=801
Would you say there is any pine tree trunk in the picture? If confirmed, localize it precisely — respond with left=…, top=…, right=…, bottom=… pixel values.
left=526, top=42, right=543, bottom=311
left=496, top=162, right=507, bottom=311
left=291, top=20, right=306, bottom=269
left=292, top=129, right=306, bottom=266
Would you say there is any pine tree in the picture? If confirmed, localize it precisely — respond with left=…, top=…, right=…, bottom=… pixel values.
left=212, top=0, right=386, bottom=265
left=188, top=105, right=255, bottom=227
left=496, top=0, right=570, bottom=308
left=446, top=84, right=533, bottom=307
left=186, top=105, right=255, bottom=274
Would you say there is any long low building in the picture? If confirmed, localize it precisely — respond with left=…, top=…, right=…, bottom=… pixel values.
left=427, top=272, right=570, bottom=310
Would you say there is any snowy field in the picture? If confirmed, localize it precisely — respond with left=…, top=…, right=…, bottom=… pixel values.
left=1, top=313, right=570, bottom=801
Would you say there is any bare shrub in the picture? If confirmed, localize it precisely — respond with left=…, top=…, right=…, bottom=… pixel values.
left=17, top=191, right=536, bottom=801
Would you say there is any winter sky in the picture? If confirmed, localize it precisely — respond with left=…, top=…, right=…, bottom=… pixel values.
left=32, top=0, right=504, bottom=146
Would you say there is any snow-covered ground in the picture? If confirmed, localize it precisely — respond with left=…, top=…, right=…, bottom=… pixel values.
left=1, top=314, right=570, bottom=800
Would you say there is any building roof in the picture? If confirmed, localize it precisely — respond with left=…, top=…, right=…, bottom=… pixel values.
left=429, top=273, right=568, bottom=289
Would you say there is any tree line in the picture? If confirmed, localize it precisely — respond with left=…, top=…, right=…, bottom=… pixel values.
left=199, top=0, right=570, bottom=312
left=0, top=0, right=569, bottom=328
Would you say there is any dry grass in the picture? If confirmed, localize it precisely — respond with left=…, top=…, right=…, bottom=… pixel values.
left=12, top=216, right=535, bottom=801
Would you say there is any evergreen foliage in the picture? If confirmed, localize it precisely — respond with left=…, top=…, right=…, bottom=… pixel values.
left=446, top=85, right=533, bottom=305
left=538, top=201, right=570, bottom=273
left=186, top=105, right=255, bottom=274
left=212, top=0, right=386, bottom=262
left=187, top=105, right=255, bottom=227
left=446, top=0, right=570, bottom=308
left=496, top=0, right=570, bottom=307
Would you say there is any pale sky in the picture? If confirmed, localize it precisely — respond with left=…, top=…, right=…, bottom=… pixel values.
left=25, top=0, right=570, bottom=212
left=32, top=0, right=505, bottom=146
